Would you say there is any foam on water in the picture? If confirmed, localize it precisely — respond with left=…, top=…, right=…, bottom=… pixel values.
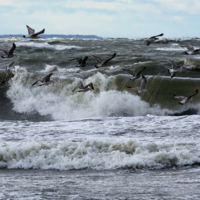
left=39, top=64, right=80, bottom=74
left=0, top=138, right=200, bottom=170
left=16, top=41, right=82, bottom=50
left=1, top=113, right=200, bottom=171
left=156, top=47, right=185, bottom=51
left=0, top=115, right=200, bottom=142
left=6, top=66, right=172, bottom=120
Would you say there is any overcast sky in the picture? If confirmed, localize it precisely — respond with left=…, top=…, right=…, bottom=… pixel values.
left=0, top=0, right=199, bottom=38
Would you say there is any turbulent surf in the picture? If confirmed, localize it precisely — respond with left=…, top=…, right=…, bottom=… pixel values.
left=1, top=36, right=200, bottom=199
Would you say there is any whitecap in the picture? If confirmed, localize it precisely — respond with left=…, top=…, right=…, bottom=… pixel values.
left=16, top=41, right=82, bottom=50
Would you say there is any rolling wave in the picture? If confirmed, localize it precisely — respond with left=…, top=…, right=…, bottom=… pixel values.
left=5, top=65, right=200, bottom=120
left=1, top=139, right=200, bottom=170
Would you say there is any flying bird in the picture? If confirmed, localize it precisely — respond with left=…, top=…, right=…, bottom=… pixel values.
left=166, top=60, right=184, bottom=78
left=23, top=25, right=45, bottom=39
left=165, top=59, right=193, bottom=78
left=182, top=45, right=200, bottom=55
left=32, top=73, right=54, bottom=87
left=69, top=56, right=89, bottom=67
left=174, top=89, right=198, bottom=105
left=90, top=53, right=116, bottom=68
left=78, top=82, right=94, bottom=92
left=145, top=33, right=164, bottom=46
left=123, top=66, right=146, bottom=81
left=127, top=75, right=148, bottom=95
left=73, top=82, right=94, bottom=92
left=0, top=43, right=16, bottom=58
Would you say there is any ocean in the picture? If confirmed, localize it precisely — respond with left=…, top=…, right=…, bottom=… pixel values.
left=0, top=35, right=200, bottom=199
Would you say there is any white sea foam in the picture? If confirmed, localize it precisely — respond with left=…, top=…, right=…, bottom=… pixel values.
left=6, top=67, right=171, bottom=120
left=40, top=64, right=80, bottom=74
left=156, top=47, right=185, bottom=51
left=16, top=41, right=82, bottom=50
left=1, top=115, right=200, bottom=143
left=0, top=139, right=200, bottom=170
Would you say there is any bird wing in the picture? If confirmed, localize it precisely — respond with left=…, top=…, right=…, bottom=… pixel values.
left=140, top=76, right=147, bottom=89
left=186, top=45, right=194, bottom=51
left=170, top=72, right=176, bottom=78
left=32, top=73, right=53, bottom=86
left=76, top=58, right=83, bottom=65
left=185, top=51, right=192, bottom=55
left=193, top=49, right=200, bottom=53
left=145, top=39, right=152, bottom=46
left=136, top=66, right=146, bottom=76
left=122, top=68, right=136, bottom=76
left=26, top=25, right=35, bottom=35
left=90, top=54, right=102, bottom=64
left=127, top=86, right=140, bottom=91
left=32, top=29, right=45, bottom=37
left=44, top=73, right=53, bottom=82
left=102, top=53, right=116, bottom=65
left=187, top=90, right=198, bottom=101
left=82, top=56, right=88, bottom=63
left=32, top=80, right=40, bottom=87
left=150, top=33, right=164, bottom=39
left=8, top=43, right=16, bottom=55
left=84, top=82, right=94, bottom=90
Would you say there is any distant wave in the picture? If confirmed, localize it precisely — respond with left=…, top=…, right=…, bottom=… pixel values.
left=0, top=34, right=102, bottom=39
left=16, top=41, right=82, bottom=50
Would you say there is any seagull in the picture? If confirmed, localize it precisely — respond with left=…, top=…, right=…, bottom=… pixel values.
left=145, top=33, right=164, bottom=46
left=69, top=56, right=89, bottom=67
left=90, top=53, right=116, bottom=68
left=182, top=45, right=200, bottom=55
left=166, top=60, right=183, bottom=78
left=73, top=82, right=94, bottom=92
left=165, top=59, right=193, bottom=78
left=174, top=89, right=198, bottom=105
left=77, top=82, right=94, bottom=92
left=0, top=43, right=16, bottom=58
left=32, top=73, right=54, bottom=87
left=6, top=62, right=15, bottom=80
left=123, top=66, right=146, bottom=81
left=23, top=25, right=45, bottom=39
left=127, top=75, right=148, bottom=95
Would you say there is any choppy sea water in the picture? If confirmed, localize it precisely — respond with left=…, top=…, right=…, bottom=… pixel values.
left=1, top=36, right=200, bottom=199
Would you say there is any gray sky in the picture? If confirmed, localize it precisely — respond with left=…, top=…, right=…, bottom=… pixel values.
left=0, top=0, right=199, bottom=38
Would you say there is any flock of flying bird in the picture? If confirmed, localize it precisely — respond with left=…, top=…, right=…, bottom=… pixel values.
left=0, top=26, right=199, bottom=104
